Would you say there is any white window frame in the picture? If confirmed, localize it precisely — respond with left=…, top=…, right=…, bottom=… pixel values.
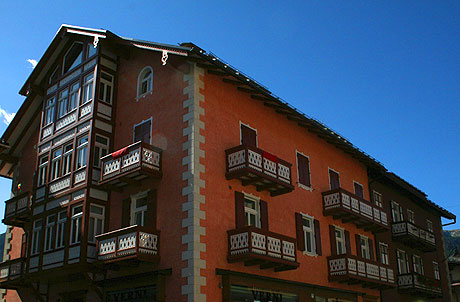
left=413, top=254, right=424, bottom=275
left=373, top=190, right=383, bottom=208
left=379, top=242, right=389, bottom=265
left=68, top=81, right=80, bottom=112
left=239, top=121, right=258, bottom=147
left=353, top=181, right=364, bottom=198
left=76, top=136, right=88, bottom=169
left=62, top=41, right=83, bottom=74
left=391, top=201, right=404, bottom=223
left=243, top=192, right=260, bottom=228
left=93, top=134, right=110, bottom=168
left=397, top=249, right=410, bottom=274
left=301, top=213, right=316, bottom=256
left=31, top=219, right=43, bottom=255
left=360, top=235, right=370, bottom=260
left=133, top=117, right=153, bottom=144
left=296, top=150, right=312, bottom=191
left=137, top=66, right=153, bottom=100
left=88, top=204, right=105, bottom=243
left=70, top=205, right=83, bottom=244
left=44, top=97, right=56, bottom=126
left=57, top=88, right=69, bottom=118
left=433, top=261, right=440, bottom=280
left=427, top=219, right=433, bottom=233
left=44, top=214, right=56, bottom=252
left=50, top=148, right=62, bottom=181
left=55, top=211, right=67, bottom=249
left=38, top=155, right=49, bottom=186
left=130, top=191, right=149, bottom=226
left=328, top=168, right=340, bottom=190
left=82, top=72, right=94, bottom=104
left=62, top=143, right=73, bottom=176
left=335, top=226, right=346, bottom=255
left=407, top=209, right=415, bottom=224
left=99, top=71, right=114, bottom=104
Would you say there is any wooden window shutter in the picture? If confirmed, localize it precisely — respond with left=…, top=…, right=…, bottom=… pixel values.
left=235, top=192, right=245, bottom=228
left=21, top=233, right=27, bottom=258
left=297, top=153, right=311, bottom=187
left=121, top=198, right=131, bottom=227
left=329, top=225, right=337, bottom=256
left=241, top=124, right=257, bottom=147
left=355, top=234, right=362, bottom=258
left=329, top=170, right=340, bottom=190
left=354, top=183, right=364, bottom=198
left=295, top=213, right=305, bottom=251
left=375, top=241, right=380, bottom=262
left=260, top=200, right=269, bottom=231
left=146, top=190, right=157, bottom=229
left=134, top=120, right=151, bottom=143
left=314, top=219, right=322, bottom=255
left=369, top=238, right=375, bottom=260
left=345, top=230, right=351, bottom=255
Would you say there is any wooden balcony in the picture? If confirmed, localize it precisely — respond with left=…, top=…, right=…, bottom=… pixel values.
left=392, top=221, right=436, bottom=252
left=322, top=188, right=389, bottom=233
left=2, top=192, right=32, bottom=227
left=99, top=141, right=162, bottom=188
left=328, top=255, right=395, bottom=289
left=227, top=226, right=299, bottom=272
left=397, top=273, right=442, bottom=298
left=96, top=225, right=160, bottom=265
left=0, top=258, right=25, bottom=288
left=225, top=145, right=294, bottom=196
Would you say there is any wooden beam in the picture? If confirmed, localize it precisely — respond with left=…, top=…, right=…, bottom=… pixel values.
left=197, top=62, right=218, bottom=70
left=251, top=94, right=273, bottom=103
left=208, top=69, right=227, bottom=76
left=237, top=86, right=259, bottom=94
left=222, top=78, right=243, bottom=85
left=0, top=153, right=18, bottom=164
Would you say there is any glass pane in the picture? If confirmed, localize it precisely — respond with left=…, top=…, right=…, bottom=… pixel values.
left=244, top=199, right=255, bottom=210
left=88, top=217, right=95, bottom=242
left=90, top=205, right=103, bottom=215
left=136, top=198, right=147, bottom=208
left=63, top=42, right=83, bottom=74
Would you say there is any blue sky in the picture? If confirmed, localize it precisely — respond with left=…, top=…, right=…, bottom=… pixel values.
left=0, top=1, right=459, bottom=232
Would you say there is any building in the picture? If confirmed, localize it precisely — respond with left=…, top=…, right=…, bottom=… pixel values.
left=0, top=25, right=454, bottom=302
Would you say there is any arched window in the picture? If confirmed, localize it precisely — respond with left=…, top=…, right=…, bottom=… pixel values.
left=137, top=66, right=153, bottom=99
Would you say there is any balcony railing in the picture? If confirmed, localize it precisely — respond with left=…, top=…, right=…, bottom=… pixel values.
left=0, top=258, right=25, bottom=287
left=3, top=192, right=32, bottom=227
left=322, top=188, right=389, bottom=233
left=397, top=273, right=442, bottom=298
left=227, top=226, right=299, bottom=272
left=225, top=145, right=294, bottom=196
left=328, top=255, right=395, bottom=289
left=392, top=221, right=436, bottom=252
left=96, top=225, right=160, bottom=264
left=99, top=141, right=162, bottom=187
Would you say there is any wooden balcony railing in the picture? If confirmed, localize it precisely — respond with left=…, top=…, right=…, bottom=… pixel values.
left=225, top=145, right=294, bottom=196
left=227, top=226, right=299, bottom=272
left=328, top=255, right=395, bottom=289
left=3, top=192, right=32, bottom=227
left=96, top=225, right=160, bottom=264
left=99, top=141, right=162, bottom=187
left=392, top=221, right=436, bottom=252
left=322, top=188, right=389, bottom=233
left=0, top=258, right=25, bottom=288
left=397, top=273, right=442, bottom=298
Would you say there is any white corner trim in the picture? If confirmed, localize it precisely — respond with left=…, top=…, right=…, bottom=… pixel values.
left=242, top=191, right=260, bottom=202
left=300, top=212, right=314, bottom=220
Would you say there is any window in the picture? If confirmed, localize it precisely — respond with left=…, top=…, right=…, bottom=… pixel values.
left=38, top=156, right=49, bottom=186
left=427, top=220, right=433, bottom=233
left=296, top=152, right=311, bottom=189
left=396, top=249, right=410, bottom=274
left=31, top=219, right=42, bottom=255
left=329, top=169, right=340, bottom=190
left=244, top=197, right=260, bottom=228
left=335, top=227, right=346, bottom=255
left=57, top=88, right=69, bottom=118
left=134, top=119, right=151, bottom=144
left=93, top=135, right=109, bottom=168
left=86, top=43, right=97, bottom=58
left=354, top=182, right=364, bottom=198
left=137, top=66, right=153, bottom=98
left=68, top=82, right=80, bottom=111
left=88, top=205, right=104, bottom=243
left=296, top=214, right=321, bottom=256
left=99, top=72, right=114, bottom=104
left=49, top=66, right=59, bottom=85
left=70, top=205, right=83, bottom=244
left=44, top=214, right=56, bottom=252
left=44, top=97, right=56, bottom=125
left=82, top=73, right=94, bottom=104
left=373, top=191, right=382, bottom=208
left=413, top=255, right=424, bottom=275
left=379, top=242, right=389, bottom=265
left=76, top=136, right=88, bottom=169
left=131, top=196, right=148, bottom=227
left=302, top=217, right=315, bottom=254
left=433, top=261, right=440, bottom=280
left=50, top=148, right=62, bottom=181
left=240, top=123, right=257, bottom=147
left=391, top=201, right=404, bottom=223
left=360, top=235, right=371, bottom=260
left=62, top=144, right=73, bottom=176
left=63, top=42, right=83, bottom=74
left=407, top=209, right=415, bottom=224
left=56, top=211, right=67, bottom=249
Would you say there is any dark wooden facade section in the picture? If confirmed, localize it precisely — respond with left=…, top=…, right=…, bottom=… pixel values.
left=225, top=144, right=294, bottom=196
left=3, top=192, right=32, bottom=227
left=397, top=273, right=442, bottom=298
left=0, top=257, right=26, bottom=288
left=322, top=188, right=389, bottom=233
left=227, top=226, right=299, bottom=272
left=391, top=221, right=436, bottom=252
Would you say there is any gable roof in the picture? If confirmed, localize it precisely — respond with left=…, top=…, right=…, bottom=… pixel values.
left=1, top=24, right=455, bottom=220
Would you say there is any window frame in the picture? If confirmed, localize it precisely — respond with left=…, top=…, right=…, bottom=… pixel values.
left=130, top=191, right=148, bottom=227
left=433, top=261, right=440, bottom=280
left=391, top=201, right=404, bottom=223
left=427, top=219, right=433, bottom=233
left=296, top=151, right=312, bottom=191
left=62, top=41, right=84, bottom=75
left=407, top=209, right=415, bottom=224
left=44, top=214, right=56, bottom=252
left=334, top=226, right=346, bottom=255
left=328, top=168, right=340, bottom=190
left=93, top=134, right=110, bottom=168
left=81, top=72, right=94, bottom=104
left=353, top=181, right=364, bottom=198
left=50, top=148, right=63, bottom=181
left=239, top=121, right=258, bottom=147
left=43, top=96, right=56, bottom=126
left=133, top=118, right=152, bottom=144
left=62, top=143, right=73, bottom=176
left=88, top=204, right=105, bottom=243
left=301, top=214, right=316, bottom=256
left=379, top=242, right=389, bottom=265
left=373, top=190, right=383, bottom=208
left=31, top=219, right=43, bottom=255
left=137, top=66, right=153, bottom=100
left=99, top=71, right=114, bottom=105
left=55, top=211, right=67, bottom=249
left=413, top=254, right=424, bottom=275
left=359, top=235, right=371, bottom=260
left=396, top=249, right=410, bottom=274
left=243, top=193, right=261, bottom=228
left=76, top=136, right=89, bottom=169
left=38, top=155, right=49, bottom=186
left=70, top=205, right=83, bottom=245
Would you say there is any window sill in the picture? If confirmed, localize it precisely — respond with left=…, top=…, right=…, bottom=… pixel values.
left=298, top=183, right=313, bottom=192
left=302, top=251, right=318, bottom=257
left=136, top=91, right=153, bottom=101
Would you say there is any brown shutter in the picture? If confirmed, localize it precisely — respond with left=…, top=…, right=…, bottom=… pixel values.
left=121, top=198, right=131, bottom=227
left=354, top=183, right=364, bottom=198
left=297, top=153, right=311, bottom=187
left=260, top=200, right=269, bottom=230
left=329, top=170, right=340, bottom=190
left=295, top=213, right=305, bottom=251
left=375, top=241, right=380, bottom=262
left=345, top=231, right=351, bottom=255
left=241, top=124, right=257, bottom=147
left=355, top=234, right=362, bottom=258
left=304, top=157, right=311, bottom=187
left=21, top=233, right=27, bottom=258
left=369, top=238, right=375, bottom=260
left=235, top=192, right=245, bottom=228
left=134, top=124, right=142, bottom=143
left=146, top=190, right=157, bottom=229
left=314, top=219, right=322, bottom=255
left=329, top=225, right=337, bottom=256
left=142, top=120, right=151, bottom=143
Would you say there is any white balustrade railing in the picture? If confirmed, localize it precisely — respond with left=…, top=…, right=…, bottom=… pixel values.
left=397, top=273, right=442, bottom=295
left=392, top=221, right=436, bottom=247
